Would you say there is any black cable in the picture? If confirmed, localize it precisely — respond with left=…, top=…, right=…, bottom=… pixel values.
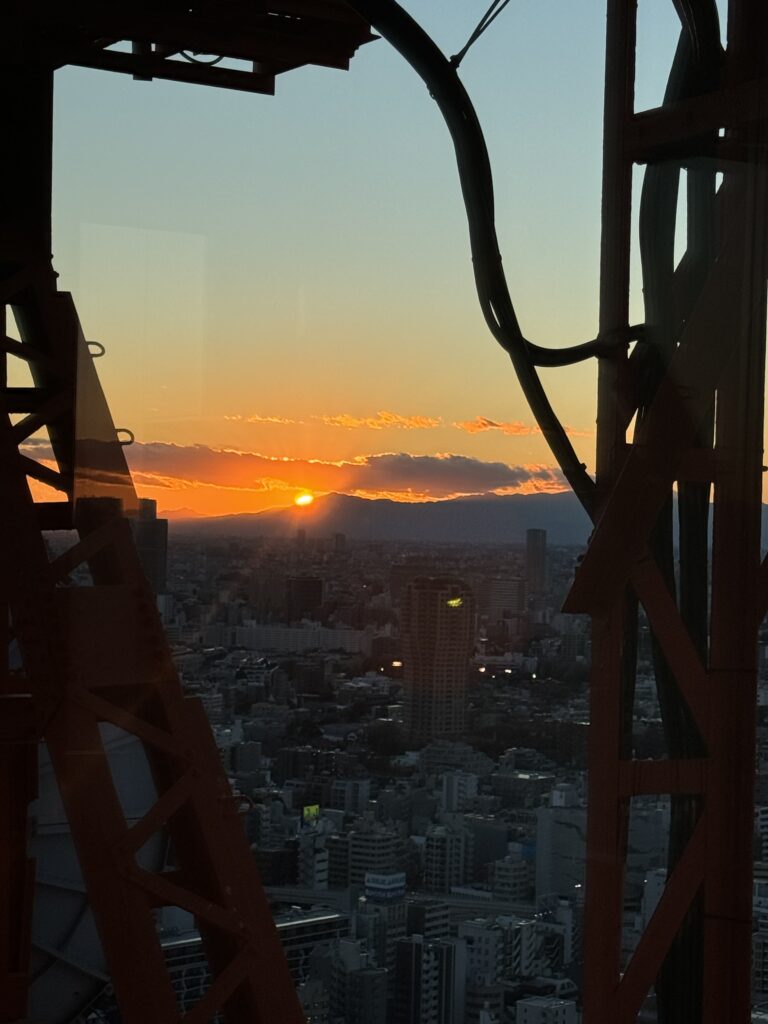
left=450, top=0, right=514, bottom=68
left=530, top=324, right=644, bottom=367
left=345, top=0, right=598, bottom=515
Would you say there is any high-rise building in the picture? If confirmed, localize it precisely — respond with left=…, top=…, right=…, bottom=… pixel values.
left=496, top=914, right=562, bottom=978
left=355, top=874, right=407, bottom=989
left=278, top=910, right=351, bottom=983
left=298, top=978, right=330, bottom=1024
left=348, top=965, right=388, bottom=1024
left=401, top=576, right=474, bottom=744
left=525, top=529, right=547, bottom=598
left=131, top=497, right=168, bottom=594
left=477, top=577, right=526, bottom=638
left=308, top=938, right=387, bottom=1024
left=441, top=772, right=479, bottom=813
left=297, top=830, right=329, bottom=890
left=535, top=787, right=586, bottom=901
left=405, top=899, right=451, bottom=941
left=462, top=943, right=506, bottom=1024
left=348, top=824, right=398, bottom=886
left=489, top=855, right=531, bottom=901
left=330, top=778, right=371, bottom=817
left=424, top=824, right=472, bottom=893
left=394, top=935, right=466, bottom=1024
left=328, top=833, right=351, bottom=888
left=459, top=919, right=506, bottom=987
left=329, top=824, right=399, bottom=888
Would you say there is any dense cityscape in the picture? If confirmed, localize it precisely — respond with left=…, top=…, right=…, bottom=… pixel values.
left=77, top=501, right=768, bottom=1023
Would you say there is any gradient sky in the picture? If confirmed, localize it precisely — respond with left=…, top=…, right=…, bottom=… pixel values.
left=19, top=1, right=733, bottom=516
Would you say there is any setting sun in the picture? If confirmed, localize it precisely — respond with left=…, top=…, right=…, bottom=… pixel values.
left=294, top=492, right=314, bottom=507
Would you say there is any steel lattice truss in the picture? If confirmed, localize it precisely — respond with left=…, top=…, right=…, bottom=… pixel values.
left=0, top=4, right=371, bottom=1023
left=14, top=1, right=374, bottom=94
left=2, top=1, right=768, bottom=1022
left=567, top=3, right=768, bottom=1020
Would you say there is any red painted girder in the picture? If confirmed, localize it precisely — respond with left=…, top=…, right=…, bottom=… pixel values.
left=581, top=606, right=627, bottom=1022
left=566, top=195, right=760, bottom=613
left=629, top=558, right=708, bottom=736
left=616, top=817, right=706, bottom=1022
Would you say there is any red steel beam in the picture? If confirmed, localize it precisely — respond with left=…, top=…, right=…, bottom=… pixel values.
left=580, top=1, right=636, bottom=1019
left=578, top=2, right=768, bottom=1021
left=0, top=26, right=332, bottom=1018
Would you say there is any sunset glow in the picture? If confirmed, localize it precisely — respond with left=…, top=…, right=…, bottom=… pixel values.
left=47, top=2, right=700, bottom=519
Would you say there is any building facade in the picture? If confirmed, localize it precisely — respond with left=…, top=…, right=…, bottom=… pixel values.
left=401, top=577, right=474, bottom=744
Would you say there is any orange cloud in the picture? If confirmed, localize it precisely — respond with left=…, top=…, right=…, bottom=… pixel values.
left=316, top=411, right=442, bottom=430
left=20, top=438, right=568, bottom=517
left=225, top=410, right=443, bottom=431
left=125, top=442, right=556, bottom=492
left=454, top=416, right=533, bottom=435
left=454, top=416, right=593, bottom=438
left=123, top=442, right=566, bottom=503
left=225, top=414, right=302, bottom=425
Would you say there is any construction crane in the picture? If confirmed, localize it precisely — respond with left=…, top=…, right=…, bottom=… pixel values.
left=2, top=1, right=767, bottom=1022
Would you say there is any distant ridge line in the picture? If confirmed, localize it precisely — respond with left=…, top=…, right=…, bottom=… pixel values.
left=168, top=491, right=593, bottom=545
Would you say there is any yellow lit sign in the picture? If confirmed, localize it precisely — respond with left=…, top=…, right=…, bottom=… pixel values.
left=446, top=597, right=463, bottom=608
left=303, top=804, right=320, bottom=825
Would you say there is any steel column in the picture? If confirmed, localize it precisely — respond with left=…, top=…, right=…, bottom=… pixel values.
left=571, top=1, right=768, bottom=1020
left=0, top=63, right=305, bottom=1024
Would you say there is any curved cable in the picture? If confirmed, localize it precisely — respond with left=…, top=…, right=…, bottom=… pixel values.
left=532, top=324, right=644, bottom=367
left=450, top=0, right=514, bottom=69
left=344, top=0, right=598, bottom=514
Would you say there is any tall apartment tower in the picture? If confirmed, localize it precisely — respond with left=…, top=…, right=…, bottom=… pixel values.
left=394, top=935, right=466, bottom=1024
left=525, top=528, right=547, bottom=598
left=401, top=577, right=474, bottom=745
left=131, top=498, right=168, bottom=594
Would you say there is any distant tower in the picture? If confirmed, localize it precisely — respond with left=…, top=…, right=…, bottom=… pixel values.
left=477, top=577, right=526, bottom=639
left=525, top=528, right=547, bottom=597
left=401, top=577, right=474, bottom=745
left=131, top=498, right=168, bottom=594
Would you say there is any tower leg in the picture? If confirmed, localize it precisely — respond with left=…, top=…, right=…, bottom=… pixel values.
left=0, top=61, right=304, bottom=1024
